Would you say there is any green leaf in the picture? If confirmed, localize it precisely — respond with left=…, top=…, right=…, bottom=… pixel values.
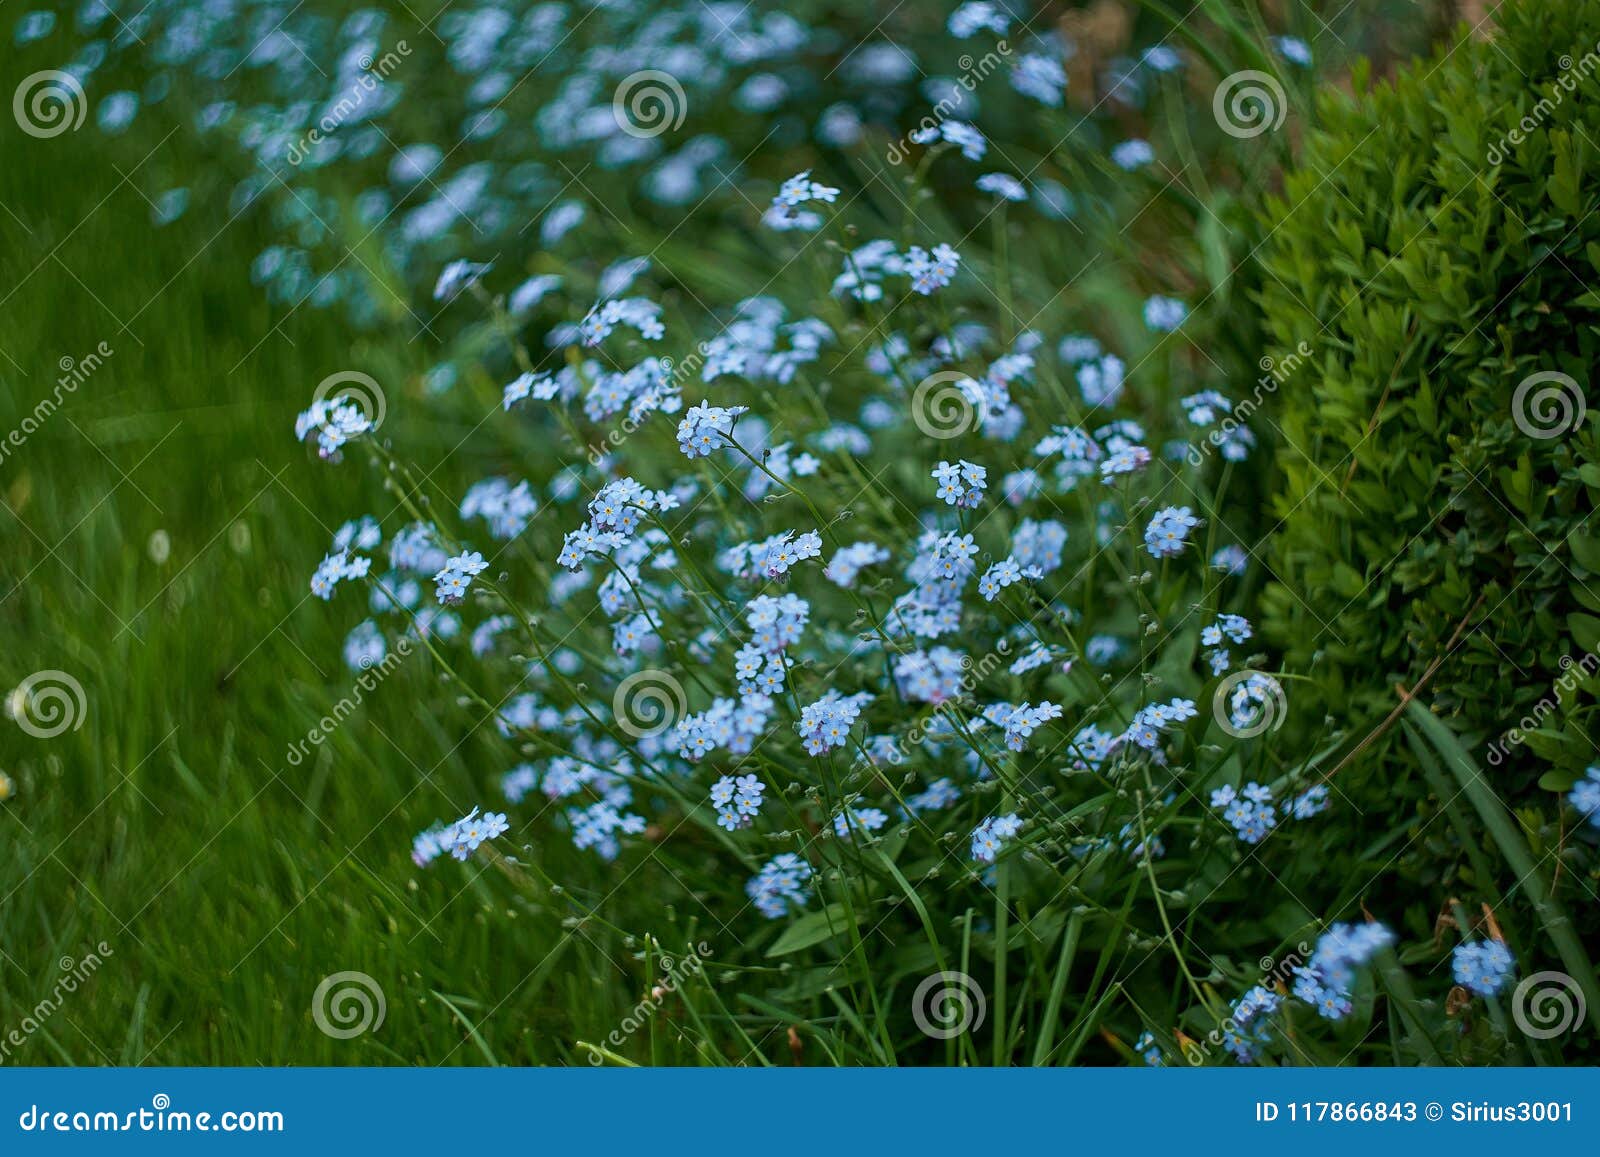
left=1570, top=529, right=1600, bottom=572
left=765, top=903, right=864, bottom=957
left=1569, top=612, right=1600, bottom=653
left=1538, top=768, right=1580, bottom=793
left=1522, top=728, right=1580, bottom=762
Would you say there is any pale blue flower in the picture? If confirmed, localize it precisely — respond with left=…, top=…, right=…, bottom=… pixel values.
left=796, top=691, right=872, bottom=756
left=1568, top=767, right=1600, bottom=829
left=1111, top=139, right=1154, bottom=170
left=433, top=259, right=492, bottom=302
left=1274, top=36, right=1313, bottom=66
left=1143, top=295, right=1187, bottom=332
left=1011, top=54, right=1066, bottom=106
left=747, top=853, right=813, bottom=918
left=1453, top=939, right=1515, bottom=997
left=1144, top=506, right=1198, bottom=558
left=976, top=172, right=1026, bottom=201
left=1291, top=923, right=1395, bottom=1021
left=1141, top=46, right=1182, bottom=72
left=434, top=550, right=488, bottom=604
left=949, top=2, right=1010, bottom=38
left=905, top=243, right=961, bottom=294
left=833, top=806, right=888, bottom=839
left=676, top=401, right=748, bottom=458
left=971, top=813, right=1022, bottom=862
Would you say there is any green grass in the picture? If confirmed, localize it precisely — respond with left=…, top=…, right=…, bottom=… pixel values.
left=0, top=77, right=658, bottom=1066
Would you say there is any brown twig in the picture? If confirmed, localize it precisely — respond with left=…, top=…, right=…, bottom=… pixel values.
left=1321, top=591, right=1488, bottom=783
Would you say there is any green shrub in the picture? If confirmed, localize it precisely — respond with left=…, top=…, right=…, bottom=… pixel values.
left=1257, top=0, right=1600, bottom=832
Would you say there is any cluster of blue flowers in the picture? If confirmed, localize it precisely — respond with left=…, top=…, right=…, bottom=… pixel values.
left=1133, top=1031, right=1163, bottom=1066
left=1119, top=698, right=1199, bottom=752
left=765, top=170, right=839, bottom=230
left=1210, top=783, right=1277, bottom=844
left=1221, top=672, right=1285, bottom=733
left=411, top=808, right=510, bottom=867
left=295, top=396, right=373, bottom=462
left=931, top=460, right=987, bottom=509
left=970, top=814, right=1022, bottom=862
left=676, top=403, right=747, bottom=460
left=1207, top=780, right=1328, bottom=845
left=905, top=244, right=963, bottom=295
left=833, top=806, right=890, bottom=840
left=1200, top=614, right=1252, bottom=675
left=433, top=551, right=487, bottom=605
left=796, top=692, right=873, bottom=757
left=1452, top=939, right=1516, bottom=998
left=310, top=550, right=371, bottom=601
left=1570, top=766, right=1600, bottom=830
left=710, top=774, right=767, bottom=832
left=293, top=173, right=1277, bottom=911
left=1193, top=922, right=1400, bottom=1066
left=1143, top=506, right=1199, bottom=559
left=1221, top=984, right=1282, bottom=1064
left=746, top=854, right=813, bottom=919
left=1292, top=923, right=1396, bottom=1021
left=1204, top=920, right=1522, bottom=1063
